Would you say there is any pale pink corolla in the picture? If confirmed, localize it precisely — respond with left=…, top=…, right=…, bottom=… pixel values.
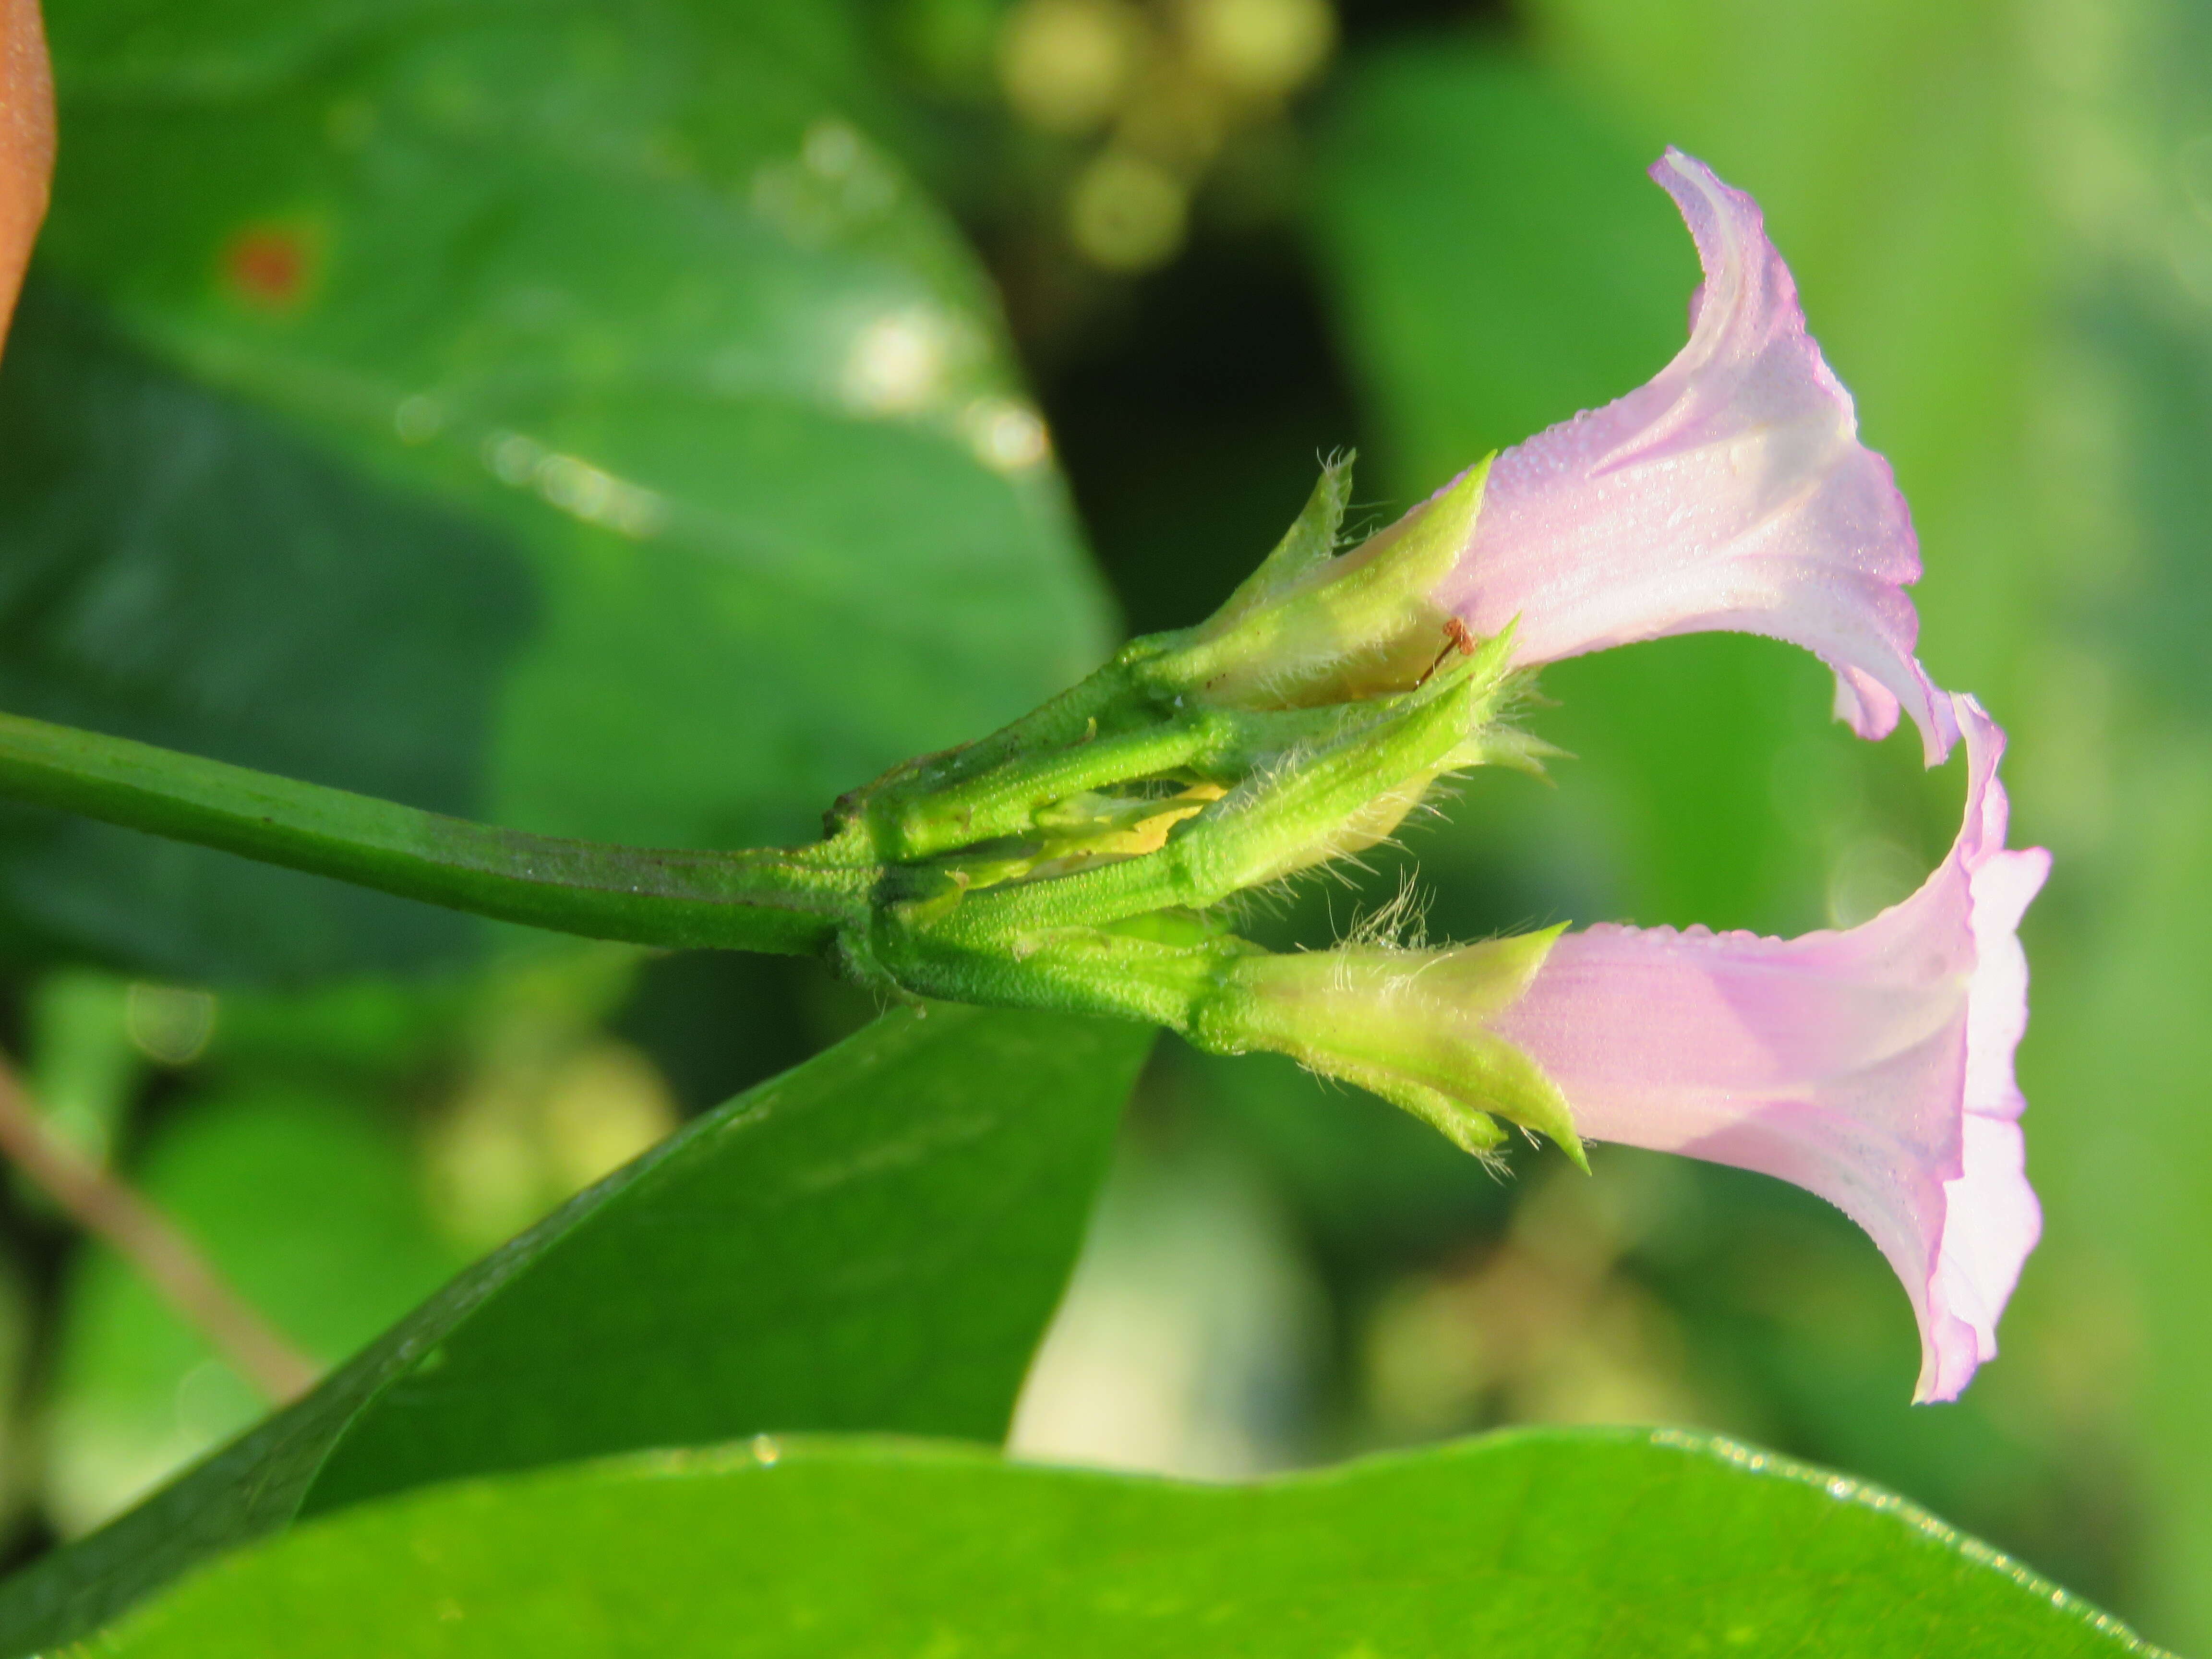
left=1434, top=149, right=1956, bottom=762
left=1488, top=694, right=2048, bottom=1401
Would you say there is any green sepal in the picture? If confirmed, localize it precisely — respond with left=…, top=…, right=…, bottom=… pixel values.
left=1201, top=452, right=1356, bottom=634
left=1326, top=1070, right=1508, bottom=1157
left=1195, top=926, right=1587, bottom=1167
left=1142, top=455, right=1494, bottom=710
left=866, top=915, right=1261, bottom=1033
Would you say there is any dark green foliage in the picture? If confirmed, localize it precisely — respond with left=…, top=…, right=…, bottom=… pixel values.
left=3, top=0, right=1110, bottom=982
left=0, top=1006, right=1151, bottom=1654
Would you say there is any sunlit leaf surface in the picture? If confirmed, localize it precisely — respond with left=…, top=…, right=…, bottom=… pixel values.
left=97, top=1431, right=2158, bottom=1657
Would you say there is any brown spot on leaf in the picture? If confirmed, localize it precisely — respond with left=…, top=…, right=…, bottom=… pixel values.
left=221, top=223, right=319, bottom=311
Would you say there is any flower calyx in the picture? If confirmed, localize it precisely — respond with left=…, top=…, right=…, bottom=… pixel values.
left=1191, top=928, right=1583, bottom=1165
left=807, top=458, right=1575, bottom=1166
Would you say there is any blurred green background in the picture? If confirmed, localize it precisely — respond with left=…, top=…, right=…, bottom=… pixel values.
left=0, top=0, right=2205, bottom=1648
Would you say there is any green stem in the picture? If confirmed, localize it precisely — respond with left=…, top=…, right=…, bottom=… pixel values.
left=885, top=715, right=1220, bottom=861
left=843, top=631, right=1200, bottom=818
left=928, top=672, right=1481, bottom=941
left=0, top=712, right=870, bottom=956
left=882, top=698, right=1383, bottom=863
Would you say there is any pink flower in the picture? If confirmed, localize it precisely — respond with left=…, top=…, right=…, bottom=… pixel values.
left=1487, top=694, right=2048, bottom=1400
left=1434, top=149, right=1955, bottom=762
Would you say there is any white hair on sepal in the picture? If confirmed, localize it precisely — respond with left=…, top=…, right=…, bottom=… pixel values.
left=1340, top=868, right=1433, bottom=952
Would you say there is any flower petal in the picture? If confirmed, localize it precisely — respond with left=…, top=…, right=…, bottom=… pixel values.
left=1436, top=149, right=1953, bottom=761
left=1929, top=696, right=2049, bottom=1399
left=1488, top=693, right=2045, bottom=1399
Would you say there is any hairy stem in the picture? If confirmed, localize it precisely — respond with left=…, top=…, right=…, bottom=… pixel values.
left=0, top=1054, right=317, bottom=1404
left=0, top=712, right=873, bottom=956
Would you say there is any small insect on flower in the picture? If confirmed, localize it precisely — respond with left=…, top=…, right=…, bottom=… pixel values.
left=1413, top=617, right=1479, bottom=690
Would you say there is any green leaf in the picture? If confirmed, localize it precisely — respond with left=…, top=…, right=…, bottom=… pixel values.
left=1312, top=46, right=1689, bottom=494
left=1512, top=0, right=2040, bottom=703
left=2015, top=8, right=2212, bottom=1643
left=0, top=1005, right=1151, bottom=1654
left=42, top=1084, right=463, bottom=1537
left=92, top=1431, right=2158, bottom=1657
left=1, top=0, right=1109, bottom=981
left=0, top=285, right=526, bottom=980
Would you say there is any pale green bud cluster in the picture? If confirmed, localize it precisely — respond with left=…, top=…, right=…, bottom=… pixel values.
left=815, top=455, right=1573, bottom=1158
